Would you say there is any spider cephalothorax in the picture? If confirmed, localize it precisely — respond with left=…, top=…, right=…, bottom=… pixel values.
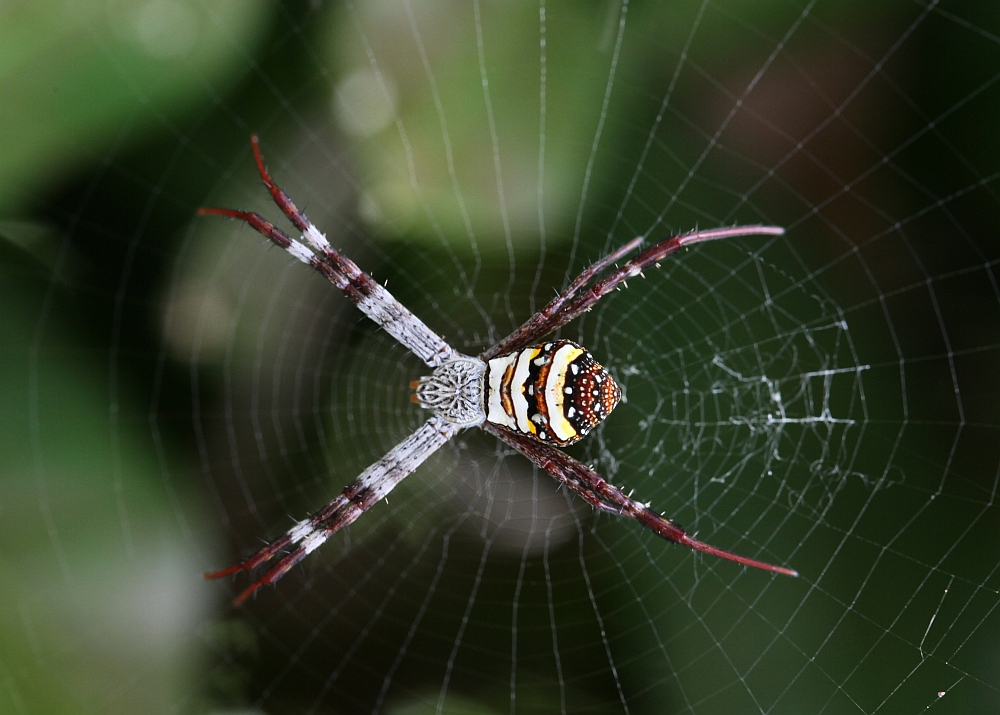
left=411, top=356, right=486, bottom=427
left=201, top=135, right=797, bottom=605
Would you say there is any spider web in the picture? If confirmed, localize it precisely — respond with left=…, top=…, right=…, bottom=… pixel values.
left=3, top=0, right=1000, bottom=713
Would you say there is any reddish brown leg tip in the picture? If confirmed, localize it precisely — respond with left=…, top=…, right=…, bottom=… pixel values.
left=197, top=206, right=244, bottom=219
left=232, top=585, right=258, bottom=607
left=230, top=569, right=282, bottom=607
left=758, top=564, right=799, bottom=578
left=204, top=563, right=246, bottom=580
left=250, top=135, right=268, bottom=173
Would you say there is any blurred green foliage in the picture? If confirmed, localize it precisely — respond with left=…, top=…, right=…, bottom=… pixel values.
left=1, top=1, right=270, bottom=713
left=0, top=0, right=270, bottom=213
left=2, top=0, right=999, bottom=713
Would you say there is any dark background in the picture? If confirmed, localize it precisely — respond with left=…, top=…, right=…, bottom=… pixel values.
left=1, top=1, right=998, bottom=713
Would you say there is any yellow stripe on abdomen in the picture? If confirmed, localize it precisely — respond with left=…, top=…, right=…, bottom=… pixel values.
left=543, top=343, right=584, bottom=443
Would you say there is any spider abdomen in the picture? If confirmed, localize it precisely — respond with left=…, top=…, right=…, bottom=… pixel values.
left=485, top=340, right=621, bottom=446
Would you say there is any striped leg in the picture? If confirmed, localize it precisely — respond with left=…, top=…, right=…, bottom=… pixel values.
left=484, top=422, right=797, bottom=577
left=199, top=135, right=459, bottom=369
left=483, top=225, right=785, bottom=360
left=207, top=416, right=460, bottom=605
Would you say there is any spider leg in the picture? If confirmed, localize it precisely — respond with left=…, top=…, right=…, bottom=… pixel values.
left=483, top=225, right=784, bottom=359
left=481, top=422, right=617, bottom=514
left=207, top=416, right=460, bottom=605
left=199, top=135, right=459, bottom=368
left=223, top=495, right=375, bottom=606
left=484, top=422, right=797, bottom=577
left=483, top=238, right=644, bottom=360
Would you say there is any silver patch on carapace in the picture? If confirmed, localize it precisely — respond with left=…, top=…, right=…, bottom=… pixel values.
left=415, top=356, right=487, bottom=426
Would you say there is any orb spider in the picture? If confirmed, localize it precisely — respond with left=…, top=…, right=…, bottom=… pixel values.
left=201, top=135, right=797, bottom=605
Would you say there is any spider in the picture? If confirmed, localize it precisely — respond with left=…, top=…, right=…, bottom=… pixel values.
left=201, top=135, right=798, bottom=605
